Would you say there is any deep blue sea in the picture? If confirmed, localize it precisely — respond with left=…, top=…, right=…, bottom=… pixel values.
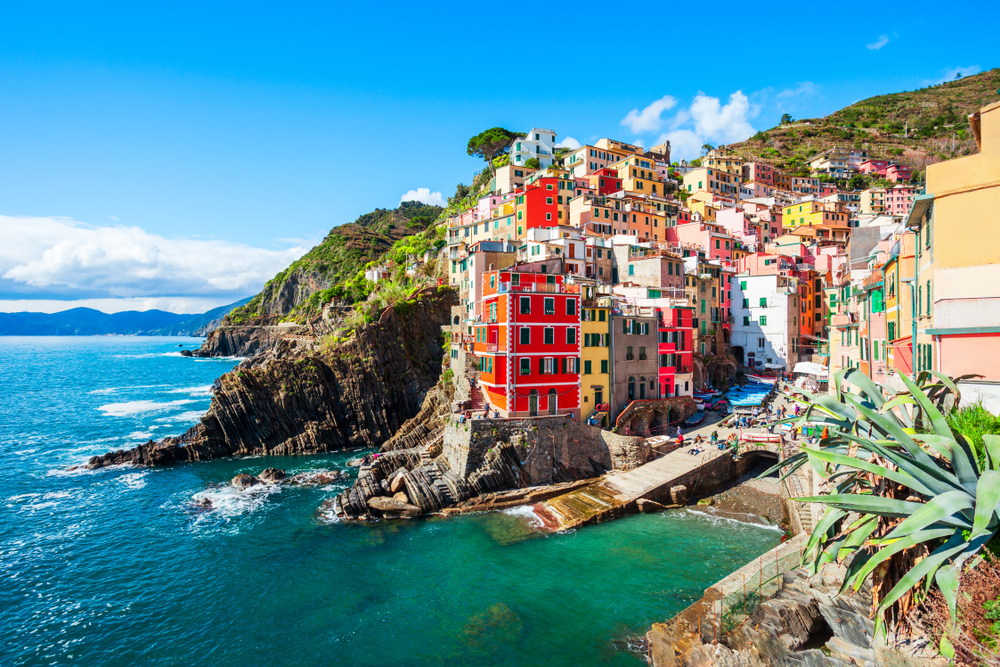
left=0, top=336, right=781, bottom=666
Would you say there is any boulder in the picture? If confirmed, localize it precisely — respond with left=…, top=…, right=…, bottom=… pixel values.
left=393, top=491, right=410, bottom=504
left=231, top=473, right=258, bottom=488
left=389, top=468, right=407, bottom=494
left=288, top=469, right=345, bottom=485
left=368, top=496, right=421, bottom=518
left=636, top=498, right=666, bottom=514
left=258, top=468, right=286, bottom=483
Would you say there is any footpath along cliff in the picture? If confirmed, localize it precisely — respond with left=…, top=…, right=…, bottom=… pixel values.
left=88, top=287, right=455, bottom=467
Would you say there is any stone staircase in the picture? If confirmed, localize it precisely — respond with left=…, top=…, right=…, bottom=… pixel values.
left=469, top=384, right=486, bottom=413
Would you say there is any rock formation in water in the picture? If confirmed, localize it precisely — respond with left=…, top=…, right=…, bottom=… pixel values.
left=87, top=287, right=456, bottom=468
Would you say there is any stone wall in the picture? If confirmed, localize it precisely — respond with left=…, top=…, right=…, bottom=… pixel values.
left=443, top=416, right=651, bottom=485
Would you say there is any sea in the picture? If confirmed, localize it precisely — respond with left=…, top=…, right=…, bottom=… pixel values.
left=0, top=336, right=782, bottom=666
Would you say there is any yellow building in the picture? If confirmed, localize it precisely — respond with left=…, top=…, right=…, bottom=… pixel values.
left=580, top=292, right=611, bottom=426
left=683, top=166, right=739, bottom=198
left=780, top=201, right=851, bottom=229
left=613, top=155, right=667, bottom=197
left=906, top=100, right=1000, bottom=396
left=701, top=150, right=743, bottom=177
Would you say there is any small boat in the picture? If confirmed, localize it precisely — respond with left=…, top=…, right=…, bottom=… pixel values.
left=684, top=411, right=706, bottom=426
left=711, top=398, right=729, bottom=410
left=746, top=375, right=777, bottom=385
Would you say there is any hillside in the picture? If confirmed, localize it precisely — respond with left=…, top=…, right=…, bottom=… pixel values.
left=226, top=200, right=443, bottom=324
left=0, top=308, right=195, bottom=336
left=726, top=67, right=1000, bottom=178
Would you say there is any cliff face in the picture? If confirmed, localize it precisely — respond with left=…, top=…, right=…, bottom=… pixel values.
left=88, top=288, right=456, bottom=468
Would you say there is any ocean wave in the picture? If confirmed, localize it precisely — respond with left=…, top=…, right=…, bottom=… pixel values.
left=193, top=355, right=246, bottom=363
left=154, top=410, right=206, bottom=424
left=189, top=483, right=282, bottom=521
left=98, top=399, right=196, bottom=417
left=127, top=431, right=155, bottom=440
left=679, top=508, right=782, bottom=533
left=117, top=472, right=148, bottom=490
left=165, top=385, right=212, bottom=395
left=501, top=504, right=544, bottom=529
left=87, top=384, right=171, bottom=395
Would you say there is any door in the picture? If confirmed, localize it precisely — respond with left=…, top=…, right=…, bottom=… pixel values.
left=529, top=390, right=538, bottom=417
left=547, top=389, right=557, bottom=416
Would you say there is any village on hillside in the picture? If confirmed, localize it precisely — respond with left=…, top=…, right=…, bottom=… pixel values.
left=364, top=100, right=1000, bottom=436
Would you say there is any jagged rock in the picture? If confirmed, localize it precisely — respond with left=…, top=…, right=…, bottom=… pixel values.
left=389, top=468, right=407, bottom=494
left=636, top=498, right=666, bottom=513
left=288, top=469, right=345, bottom=485
left=86, top=288, right=456, bottom=468
left=393, top=491, right=409, bottom=504
left=367, top=496, right=420, bottom=518
left=258, top=468, right=286, bottom=483
left=231, top=473, right=258, bottom=488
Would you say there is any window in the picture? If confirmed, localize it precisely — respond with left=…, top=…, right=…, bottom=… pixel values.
left=638, top=346, right=647, bottom=360
left=926, top=280, right=931, bottom=315
left=759, top=297, right=767, bottom=307
left=584, top=360, right=592, bottom=375
left=740, top=280, right=747, bottom=290
left=759, top=315, right=767, bottom=326
left=628, top=265, right=634, bottom=276
left=567, top=299, right=576, bottom=316
left=546, top=197, right=553, bottom=204
left=520, top=297, right=531, bottom=314
left=544, top=297, right=554, bottom=314
left=742, top=298, right=749, bottom=308
left=519, top=327, right=530, bottom=345
left=566, top=328, right=576, bottom=345
left=520, top=358, right=530, bottom=375
left=626, top=345, right=634, bottom=360
left=541, top=357, right=555, bottom=374
left=544, top=327, right=554, bottom=345
left=601, top=360, right=608, bottom=374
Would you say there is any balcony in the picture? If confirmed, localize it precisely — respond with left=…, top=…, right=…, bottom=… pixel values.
left=486, top=344, right=498, bottom=353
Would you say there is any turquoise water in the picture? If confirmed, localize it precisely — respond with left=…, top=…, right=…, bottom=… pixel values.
left=0, top=337, right=782, bottom=666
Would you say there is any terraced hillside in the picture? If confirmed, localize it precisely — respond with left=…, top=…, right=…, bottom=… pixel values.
left=726, top=67, right=1000, bottom=178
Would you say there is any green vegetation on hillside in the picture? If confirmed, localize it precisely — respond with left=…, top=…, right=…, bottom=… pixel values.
left=728, top=67, right=1000, bottom=177
left=226, top=200, right=443, bottom=325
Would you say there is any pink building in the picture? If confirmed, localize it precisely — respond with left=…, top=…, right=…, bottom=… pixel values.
left=667, top=222, right=738, bottom=265
left=885, top=186, right=917, bottom=217
left=715, top=207, right=762, bottom=249
left=885, top=164, right=912, bottom=183
left=858, top=159, right=891, bottom=176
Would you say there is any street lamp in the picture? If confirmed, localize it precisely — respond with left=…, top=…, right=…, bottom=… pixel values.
left=900, top=277, right=917, bottom=381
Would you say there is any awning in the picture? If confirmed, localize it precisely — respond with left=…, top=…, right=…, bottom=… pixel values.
left=793, top=361, right=829, bottom=378
left=763, top=363, right=785, bottom=369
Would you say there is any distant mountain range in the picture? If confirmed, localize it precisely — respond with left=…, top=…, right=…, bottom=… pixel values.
left=0, top=298, right=252, bottom=336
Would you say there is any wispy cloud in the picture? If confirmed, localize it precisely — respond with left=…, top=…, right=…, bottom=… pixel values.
left=621, top=95, right=678, bottom=133
left=866, top=34, right=890, bottom=50
left=776, top=81, right=818, bottom=107
left=400, top=187, right=446, bottom=207
left=0, top=215, right=307, bottom=302
left=922, top=65, right=982, bottom=86
left=556, top=136, right=581, bottom=149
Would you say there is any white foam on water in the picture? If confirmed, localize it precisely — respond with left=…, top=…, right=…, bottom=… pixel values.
left=159, top=352, right=184, bottom=357
left=117, top=472, right=147, bottom=490
left=165, top=385, right=212, bottom=395
left=189, top=483, right=282, bottom=520
left=681, top=508, right=782, bottom=533
left=193, top=355, right=245, bottom=363
left=127, top=431, right=155, bottom=440
left=98, top=399, right=196, bottom=417
left=154, top=410, right=206, bottom=424
left=501, top=504, right=544, bottom=529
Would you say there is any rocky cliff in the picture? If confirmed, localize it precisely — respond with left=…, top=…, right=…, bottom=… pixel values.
left=88, top=287, right=456, bottom=468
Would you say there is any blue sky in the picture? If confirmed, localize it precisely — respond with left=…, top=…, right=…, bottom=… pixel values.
left=1, top=1, right=996, bottom=313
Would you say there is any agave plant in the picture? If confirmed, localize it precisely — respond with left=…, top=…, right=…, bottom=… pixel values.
left=768, top=368, right=1000, bottom=634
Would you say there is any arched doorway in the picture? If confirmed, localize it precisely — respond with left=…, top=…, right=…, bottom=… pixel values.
left=453, top=315, right=460, bottom=325
left=627, top=377, right=635, bottom=401
left=529, top=390, right=539, bottom=417
left=547, top=389, right=557, bottom=415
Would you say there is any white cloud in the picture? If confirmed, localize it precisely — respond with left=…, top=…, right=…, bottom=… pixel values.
left=923, top=65, right=981, bottom=86
left=866, top=34, right=890, bottom=50
left=556, top=136, right=581, bottom=149
left=400, top=187, right=446, bottom=207
left=633, top=139, right=645, bottom=148
left=0, top=215, right=307, bottom=300
left=648, top=91, right=758, bottom=160
left=0, top=297, right=236, bottom=314
left=621, top=95, right=678, bottom=133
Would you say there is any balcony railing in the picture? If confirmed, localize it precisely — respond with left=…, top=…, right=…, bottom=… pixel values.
left=486, top=344, right=498, bottom=353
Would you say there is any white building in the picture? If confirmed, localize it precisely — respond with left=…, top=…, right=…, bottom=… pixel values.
left=730, top=273, right=800, bottom=369
left=510, top=128, right=556, bottom=169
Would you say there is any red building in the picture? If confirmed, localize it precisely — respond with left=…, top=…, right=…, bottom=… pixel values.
left=657, top=306, right=695, bottom=397
left=473, top=268, right=582, bottom=418
left=514, top=177, right=561, bottom=235
left=587, top=167, right=623, bottom=196
left=858, top=159, right=890, bottom=176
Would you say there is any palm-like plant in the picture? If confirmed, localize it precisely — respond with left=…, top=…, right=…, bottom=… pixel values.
left=768, top=368, right=1000, bottom=635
